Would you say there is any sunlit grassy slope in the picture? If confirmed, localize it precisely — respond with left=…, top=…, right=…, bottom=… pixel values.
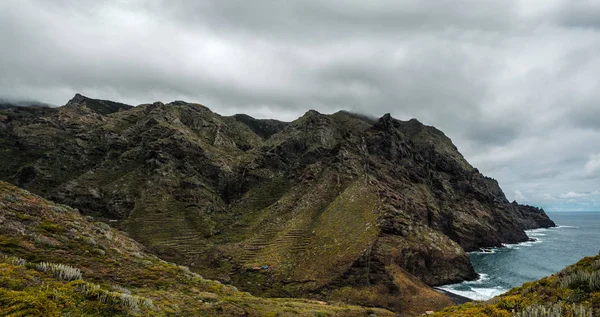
left=0, top=181, right=395, bottom=316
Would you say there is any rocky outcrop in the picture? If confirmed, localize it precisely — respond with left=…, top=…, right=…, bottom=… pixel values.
left=0, top=94, right=555, bottom=313
left=66, top=93, right=133, bottom=115
left=232, top=113, right=289, bottom=139
left=512, top=202, right=556, bottom=230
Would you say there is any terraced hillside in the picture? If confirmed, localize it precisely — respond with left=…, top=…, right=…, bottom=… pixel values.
left=0, top=181, right=395, bottom=316
left=0, top=94, right=555, bottom=313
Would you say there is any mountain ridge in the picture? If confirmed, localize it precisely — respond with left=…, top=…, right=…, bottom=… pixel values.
left=0, top=94, right=555, bottom=313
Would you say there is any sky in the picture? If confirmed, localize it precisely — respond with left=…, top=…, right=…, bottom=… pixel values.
left=0, top=0, right=598, bottom=211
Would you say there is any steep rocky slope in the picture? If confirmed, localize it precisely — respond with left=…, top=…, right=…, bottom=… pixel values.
left=432, top=254, right=600, bottom=316
left=0, top=94, right=555, bottom=313
left=0, top=181, right=395, bottom=316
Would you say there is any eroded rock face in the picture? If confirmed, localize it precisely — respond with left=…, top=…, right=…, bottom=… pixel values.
left=0, top=94, right=555, bottom=312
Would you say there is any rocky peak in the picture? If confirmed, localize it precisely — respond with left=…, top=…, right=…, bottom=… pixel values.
left=304, top=109, right=321, bottom=117
left=169, top=100, right=188, bottom=106
left=231, top=114, right=288, bottom=139
left=147, top=101, right=165, bottom=110
left=287, top=109, right=331, bottom=131
left=331, top=110, right=376, bottom=124
left=373, top=113, right=400, bottom=132
left=68, top=93, right=88, bottom=104
left=65, top=93, right=133, bottom=115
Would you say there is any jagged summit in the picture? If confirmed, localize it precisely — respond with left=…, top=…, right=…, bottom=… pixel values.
left=0, top=95, right=555, bottom=314
left=332, top=110, right=377, bottom=124
left=301, top=109, right=320, bottom=115
left=231, top=113, right=289, bottom=139
left=65, top=93, right=133, bottom=115
left=168, top=100, right=189, bottom=106
left=67, top=92, right=88, bottom=104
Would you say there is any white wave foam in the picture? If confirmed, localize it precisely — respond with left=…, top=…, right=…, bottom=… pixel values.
left=528, top=233, right=546, bottom=236
left=519, top=240, right=542, bottom=247
left=468, top=273, right=489, bottom=284
left=556, top=225, right=579, bottom=229
left=526, top=228, right=549, bottom=233
left=525, top=228, right=548, bottom=237
left=470, top=248, right=498, bottom=255
left=437, top=285, right=508, bottom=301
left=502, top=238, right=543, bottom=249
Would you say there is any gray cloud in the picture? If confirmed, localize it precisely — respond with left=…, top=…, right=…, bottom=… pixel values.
left=159, top=0, right=520, bottom=40
left=0, top=0, right=599, bottom=210
left=555, top=0, right=600, bottom=30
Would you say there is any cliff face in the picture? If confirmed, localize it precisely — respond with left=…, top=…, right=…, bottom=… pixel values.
left=0, top=94, right=555, bottom=313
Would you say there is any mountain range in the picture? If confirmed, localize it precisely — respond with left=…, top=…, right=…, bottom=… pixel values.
left=0, top=94, right=556, bottom=314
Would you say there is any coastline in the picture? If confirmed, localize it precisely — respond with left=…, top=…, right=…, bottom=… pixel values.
left=436, top=220, right=598, bottom=302
left=434, top=287, right=473, bottom=304
left=435, top=228, right=552, bottom=301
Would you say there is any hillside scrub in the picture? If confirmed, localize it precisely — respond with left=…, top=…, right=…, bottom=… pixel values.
left=0, top=181, right=395, bottom=316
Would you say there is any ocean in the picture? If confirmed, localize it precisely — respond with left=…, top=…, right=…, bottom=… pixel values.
left=438, top=211, right=600, bottom=300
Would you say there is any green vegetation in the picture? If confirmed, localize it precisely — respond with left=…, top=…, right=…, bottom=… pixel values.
left=432, top=254, right=600, bottom=317
left=35, top=262, right=82, bottom=281
left=0, top=181, right=395, bottom=316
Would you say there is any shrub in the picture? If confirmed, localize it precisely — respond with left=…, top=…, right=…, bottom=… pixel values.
left=592, top=259, right=600, bottom=271
left=498, top=295, right=522, bottom=310
left=48, top=205, right=69, bottom=213
left=0, top=255, right=27, bottom=266
left=110, top=284, right=131, bottom=295
left=38, top=221, right=65, bottom=234
left=4, top=194, right=18, bottom=202
left=0, top=288, right=60, bottom=317
left=94, top=222, right=112, bottom=231
left=34, top=235, right=60, bottom=248
left=82, top=236, right=97, bottom=246
left=514, top=303, right=593, bottom=317
left=35, top=262, right=82, bottom=281
left=559, top=270, right=591, bottom=291
left=97, top=290, right=151, bottom=311
left=590, top=271, right=600, bottom=291
left=558, top=267, right=600, bottom=292
left=77, top=281, right=153, bottom=312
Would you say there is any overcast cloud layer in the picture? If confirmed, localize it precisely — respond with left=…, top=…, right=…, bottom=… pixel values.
left=1, top=0, right=599, bottom=211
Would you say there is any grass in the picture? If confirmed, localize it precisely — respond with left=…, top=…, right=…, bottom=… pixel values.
left=0, top=181, right=395, bottom=316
